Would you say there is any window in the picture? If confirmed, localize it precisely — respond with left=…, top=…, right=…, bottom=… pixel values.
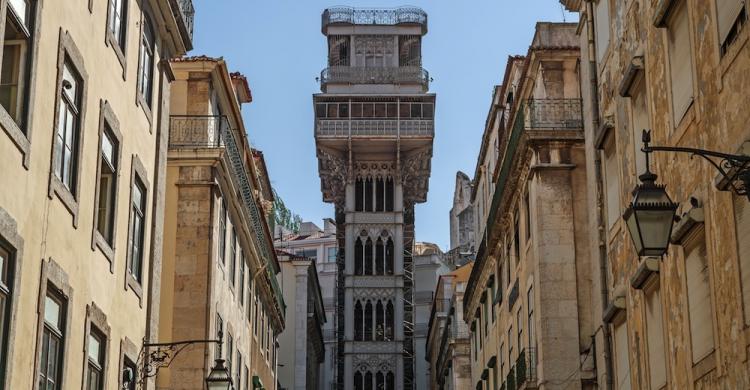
left=127, top=176, right=146, bottom=283
left=230, top=227, right=236, bottom=288
left=53, top=61, right=83, bottom=193
left=1, top=0, right=34, bottom=128
left=235, top=351, right=242, bottom=388
left=602, top=138, right=621, bottom=230
left=508, top=326, right=513, bottom=363
left=253, top=295, right=259, bottom=336
left=227, top=331, right=233, bottom=375
left=86, top=328, right=105, bottom=390
left=215, top=314, right=223, bottom=358
left=733, top=195, right=750, bottom=326
left=122, top=357, right=137, bottom=390
left=327, top=247, right=337, bottom=263
left=684, top=229, right=715, bottom=363
left=219, top=199, right=226, bottom=264
left=244, top=365, right=249, bottom=390
left=96, top=126, right=118, bottom=245
left=295, top=249, right=317, bottom=262
left=137, top=14, right=155, bottom=108
left=594, top=0, right=610, bottom=64
left=239, top=251, right=245, bottom=305
left=513, top=209, right=520, bottom=261
left=38, top=290, right=66, bottom=390
left=107, top=0, right=127, bottom=51
left=716, top=0, right=747, bottom=56
left=630, top=81, right=649, bottom=176
left=667, top=0, right=694, bottom=125
left=482, top=292, right=489, bottom=336
left=644, top=283, right=666, bottom=389
left=525, top=192, right=531, bottom=241
left=0, top=243, right=14, bottom=378
left=613, top=319, right=631, bottom=390
left=517, top=309, right=523, bottom=353
left=527, top=286, right=535, bottom=348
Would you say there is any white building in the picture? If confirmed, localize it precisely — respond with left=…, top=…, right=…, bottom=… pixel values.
left=314, top=6, right=435, bottom=390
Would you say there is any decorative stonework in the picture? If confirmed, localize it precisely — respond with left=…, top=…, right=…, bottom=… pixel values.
left=401, top=147, right=432, bottom=204
left=354, top=225, right=394, bottom=240
left=318, top=147, right=348, bottom=206
left=353, top=288, right=397, bottom=300
left=353, top=354, right=396, bottom=373
left=354, top=161, right=397, bottom=180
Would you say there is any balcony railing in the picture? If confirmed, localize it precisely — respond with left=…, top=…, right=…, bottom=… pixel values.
left=515, top=348, right=537, bottom=388
left=524, top=99, right=582, bottom=129
left=322, top=6, right=428, bottom=32
left=320, top=66, right=429, bottom=89
left=316, top=119, right=433, bottom=138
left=169, top=115, right=228, bottom=148
left=169, top=0, right=195, bottom=48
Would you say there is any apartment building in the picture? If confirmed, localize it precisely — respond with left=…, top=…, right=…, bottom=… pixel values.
left=158, top=56, right=285, bottom=390
left=562, top=0, right=750, bottom=388
left=463, top=23, right=594, bottom=390
left=0, top=0, right=192, bottom=388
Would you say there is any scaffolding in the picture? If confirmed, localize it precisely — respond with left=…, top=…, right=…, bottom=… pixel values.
left=402, top=205, right=415, bottom=390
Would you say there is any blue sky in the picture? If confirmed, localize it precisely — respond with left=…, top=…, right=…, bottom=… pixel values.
left=191, top=1, right=577, bottom=250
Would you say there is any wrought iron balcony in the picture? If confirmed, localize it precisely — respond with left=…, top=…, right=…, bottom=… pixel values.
left=316, top=119, right=433, bottom=138
left=320, top=66, right=429, bottom=90
left=523, top=99, right=582, bottom=130
left=515, top=348, right=537, bottom=388
left=322, top=7, right=428, bottom=33
left=169, top=0, right=195, bottom=49
left=169, top=115, right=228, bottom=148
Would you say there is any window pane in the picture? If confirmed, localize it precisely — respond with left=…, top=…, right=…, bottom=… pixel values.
left=62, top=63, right=79, bottom=106
left=102, top=130, right=115, bottom=166
left=8, top=0, right=29, bottom=27
left=44, top=295, right=61, bottom=329
left=88, top=332, right=101, bottom=363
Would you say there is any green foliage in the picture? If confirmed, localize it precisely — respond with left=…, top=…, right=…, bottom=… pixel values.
left=273, top=189, right=301, bottom=233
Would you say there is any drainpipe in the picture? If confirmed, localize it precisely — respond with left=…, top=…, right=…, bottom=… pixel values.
left=585, top=1, right=614, bottom=389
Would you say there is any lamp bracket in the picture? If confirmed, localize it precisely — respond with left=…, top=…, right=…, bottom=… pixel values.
left=134, top=335, right=223, bottom=386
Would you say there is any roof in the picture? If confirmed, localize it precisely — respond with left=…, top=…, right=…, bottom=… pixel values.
left=171, top=55, right=221, bottom=63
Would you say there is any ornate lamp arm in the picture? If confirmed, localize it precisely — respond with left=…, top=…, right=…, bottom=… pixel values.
left=136, top=331, right=224, bottom=385
left=641, top=130, right=750, bottom=200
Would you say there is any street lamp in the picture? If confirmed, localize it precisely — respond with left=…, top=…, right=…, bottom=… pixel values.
left=624, top=129, right=750, bottom=257
left=205, top=359, right=233, bottom=390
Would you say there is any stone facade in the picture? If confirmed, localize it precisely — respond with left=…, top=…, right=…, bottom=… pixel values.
left=159, top=56, right=284, bottom=390
left=0, top=1, right=190, bottom=388
left=447, top=172, right=475, bottom=266
left=462, top=23, right=595, bottom=390
left=562, top=0, right=750, bottom=388
left=276, top=251, right=326, bottom=390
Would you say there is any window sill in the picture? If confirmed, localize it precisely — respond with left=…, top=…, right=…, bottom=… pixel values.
left=48, top=175, right=80, bottom=228
left=105, top=31, right=127, bottom=81
left=136, top=93, right=153, bottom=130
left=125, top=272, right=144, bottom=308
left=691, top=349, right=716, bottom=382
left=92, top=230, right=116, bottom=273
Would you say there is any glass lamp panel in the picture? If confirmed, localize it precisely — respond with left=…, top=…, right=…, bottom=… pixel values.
left=635, top=209, right=673, bottom=256
left=624, top=208, right=644, bottom=256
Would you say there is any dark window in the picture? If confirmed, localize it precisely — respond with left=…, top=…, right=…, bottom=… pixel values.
left=514, top=210, right=520, bottom=262
left=86, top=327, right=105, bottom=390
left=351, top=103, right=362, bottom=118
left=386, top=103, right=397, bottom=118
left=215, top=314, right=223, bottom=358
left=385, top=178, right=394, bottom=212
left=375, top=300, right=384, bottom=341
left=354, top=372, right=363, bottom=390
left=1, top=0, right=35, bottom=128
left=362, top=103, right=374, bottom=118
left=96, top=127, right=118, bottom=244
left=338, top=103, right=348, bottom=118
left=365, top=371, right=373, bottom=390
left=315, top=103, right=327, bottom=118
left=107, top=0, right=127, bottom=50
left=364, top=238, right=373, bottom=276
left=235, top=351, right=242, bottom=387
left=385, top=300, right=394, bottom=340
left=410, top=103, right=422, bottom=118
left=219, top=199, right=226, bottom=264
left=355, top=238, right=363, bottom=275
left=375, top=178, right=385, bottom=212
left=122, top=357, right=137, bottom=390
left=374, top=104, right=386, bottom=118
left=422, top=103, right=434, bottom=119
left=327, top=103, right=338, bottom=118
left=0, top=244, right=14, bottom=380
left=230, top=227, right=236, bottom=287
left=53, top=60, right=83, bottom=193
left=364, top=178, right=373, bottom=212
left=127, top=177, right=146, bottom=282
left=364, top=300, right=373, bottom=340
left=399, top=103, right=410, bottom=118
left=38, top=289, right=66, bottom=390
left=375, top=238, right=384, bottom=275
left=386, top=372, right=395, bottom=390
left=227, top=332, right=233, bottom=375
left=239, top=251, right=245, bottom=304
left=355, top=178, right=364, bottom=212
left=137, top=15, right=154, bottom=107
left=385, top=238, right=394, bottom=275
left=376, top=372, right=385, bottom=390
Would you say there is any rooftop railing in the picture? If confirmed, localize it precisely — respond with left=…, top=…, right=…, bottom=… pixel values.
left=322, top=6, right=428, bottom=33
left=169, top=0, right=195, bottom=48
left=320, top=66, right=429, bottom=90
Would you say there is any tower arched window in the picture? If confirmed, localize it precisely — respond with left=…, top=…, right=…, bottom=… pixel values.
left=364, top=238, right=373, bottom=275
left=386, top=371, right=395, bottom=390
left=365, top=372, right=373, bottom=390
left=376, top=178, right=385, bottom=211
left=386, top=177, right=394, bottom=212
left=364, top=178, right=374, bottom=212
left=354, top=372, right=363, bottom=390
left=355, top=238, right=363, bottom=275
left=376, top=237, right=385, bottom=275
left=364, top=300, right=373, bottom=340
left=355, top=178, right=364, bottom=212
left=386, top=238, right=394, bottom=275
left=376, top=300, right=385, bottom=341
left=376, top=372, right=385, bottom=390
left=385, top=300, right=394, bottom=340
left=354, top=301, right=363, bottom=341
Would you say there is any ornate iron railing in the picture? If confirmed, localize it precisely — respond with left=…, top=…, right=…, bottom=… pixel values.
left=524, top=99, right=582, bottom=129
left=169, top=115, right=228, bottom=148
left=515, top=348, right=537, bottom=387
left=316, top=119, right=433, bottom=138
left=322, top=6, right=427, bottom=32
left=169, top=0, right=195, bottom=47
left=320, top=66, right=429, bottom=89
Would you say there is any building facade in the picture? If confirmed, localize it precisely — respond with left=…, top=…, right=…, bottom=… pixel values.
left=314, top=6, right=435, bottom=390
left=447, top=172, right=474, bottom=266
left=0, top=0, right=191, bottom=388
left=426, top=263, right=473, bottom=390
left=463, top=23, right=595, bottom=390
left=158, top=56, right=285, bottom=390
left=562, top=0, right=750, bottom=388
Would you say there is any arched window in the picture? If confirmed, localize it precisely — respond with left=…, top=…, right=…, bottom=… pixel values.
left=376, top=300, right=385, bottom=341
left=355, top=238, right=363, bottom=275
left=376, top=178, right=385, bottom=211
left=354, top=372, right=363, bottom=390
left=376, top=372, right=385, bottom=390
left=364, top=300, right=373, bottom=341
left=365, top=371, right=373, bottom=390
left=385, top=178, right=394, bottom=212
left=364, top=238, right=373, bottom=275
left=385, top=300, right=394, bottom=340
left=355, top=178, right=364, bottom=212
left=364, top=178, right=374, bottom=212
left=354, top=301, right=363, bottom=341
left=386, top=371, right=395, bottom=390
left=386, top=238, right=394, bottom=275
left=376, top=238, right=385, bottom=275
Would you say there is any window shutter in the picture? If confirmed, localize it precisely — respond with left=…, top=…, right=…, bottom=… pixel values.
left=716, top=0, right=745, bottom=45
left=684, top=232, right=715, bottom=362
left=733, top=195, right=750, bottom=325
left=668, top=2, right=694, bottom=123
left=614, top=321, right=631, bottom=390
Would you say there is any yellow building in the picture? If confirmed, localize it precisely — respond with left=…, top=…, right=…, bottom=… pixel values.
left=562, top=0, right=750, bottom=388
left=159, top=56, right=285, bottom=390
left=463, top=22, right=595, bottom=390
left=0, top=0, right=191, bottom=388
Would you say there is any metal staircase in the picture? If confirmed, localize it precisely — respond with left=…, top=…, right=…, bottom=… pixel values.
left=402, top=205, right=416, bottom=390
